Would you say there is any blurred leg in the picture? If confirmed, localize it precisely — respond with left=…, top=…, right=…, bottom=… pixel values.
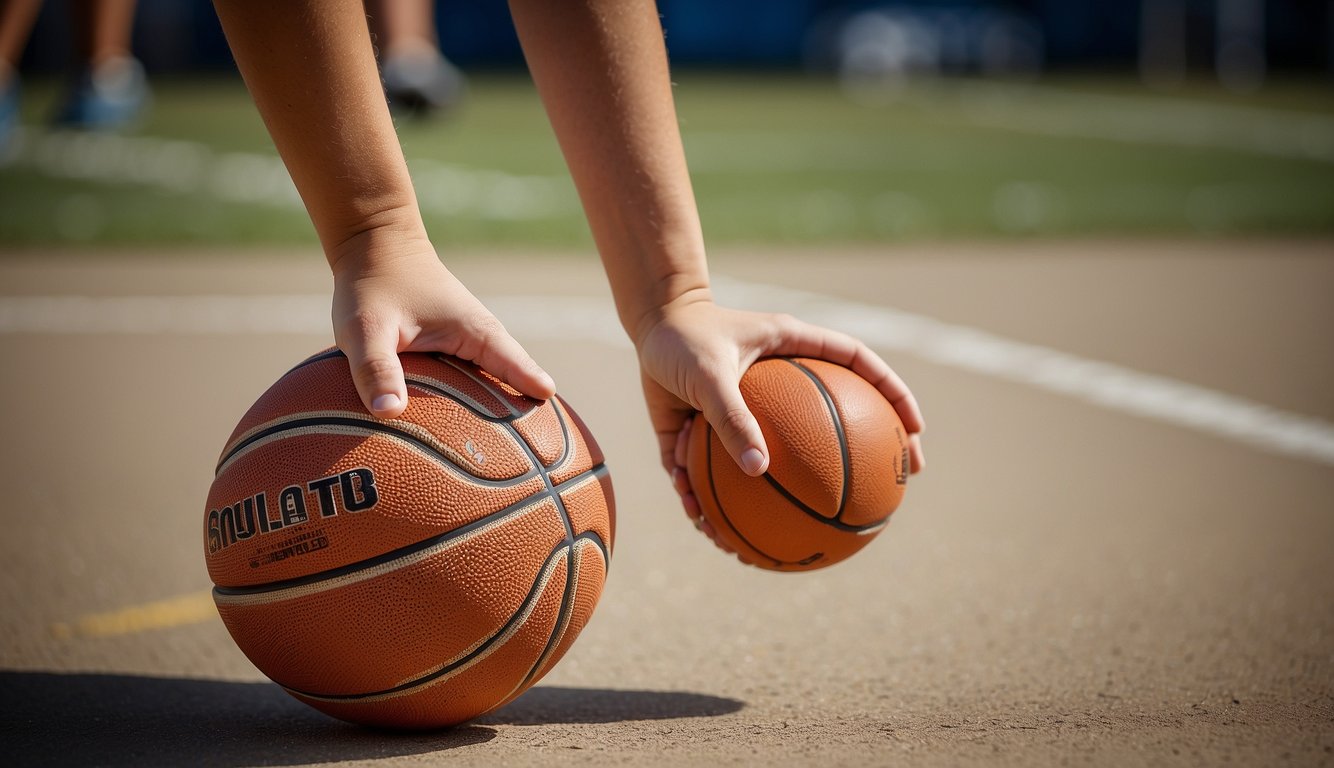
left=0, top=0, right=44, bottom=73
left=366, top=0, right=436, bottom=57
left=70, top=0, right=136, bottom=65
left=54, top=0, right=149, bottom=128
left=365, top=0, right=465, bottom=117
left=0, top=0, right=42, bottom=147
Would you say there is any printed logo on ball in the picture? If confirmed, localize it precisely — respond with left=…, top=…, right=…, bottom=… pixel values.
left=206, top=467, right=379, bottom=555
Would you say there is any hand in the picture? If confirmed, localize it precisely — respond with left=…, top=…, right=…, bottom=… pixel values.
left=330, top=235, right=556, bottom=418
left=635, top=296, right=925, bottom=546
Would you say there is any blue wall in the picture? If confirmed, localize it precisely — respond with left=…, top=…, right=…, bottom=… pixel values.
left=17, top=0, right=1332, bottom=73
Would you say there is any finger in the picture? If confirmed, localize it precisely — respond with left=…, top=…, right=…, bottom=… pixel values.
left=673, top=413, right=695, bottom=470
left=698, top=377, right=769, bottom=477
left=466, top=319, right=557, bottom=401
left=769, top=316, right=925, bottom=435
left=670, top=467, right=691, bottom=498
left=909, top=433, right=925, bottom=474
left=340, top=320, right=408, bottom=419
left=680, top=487, right=702, bottom=523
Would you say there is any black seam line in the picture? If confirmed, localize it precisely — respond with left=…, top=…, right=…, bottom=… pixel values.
left=760, top=474, right=885, bottom=533
left=706, top=425, right=812, bottom=568
left=210, top=465, right=605, bottom=597
left=432, top=353, right=523, bottom=418
left=516, top=531, right=609, bottom=692
left=785, top=358, right=852, bottom=519
left=283, top=348, right=345, bottom=377
left=403, top=377, right=521, bottom=424
left=215, top=416, right=534, bottom=487
left=498, top=413, right=577, bottom=694
left=545, top=396, right=574, bottom=470
left=282, top=539, right=572, bottom=702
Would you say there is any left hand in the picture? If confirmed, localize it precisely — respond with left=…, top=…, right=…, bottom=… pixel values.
left=634, top=296, right=925, bottom=542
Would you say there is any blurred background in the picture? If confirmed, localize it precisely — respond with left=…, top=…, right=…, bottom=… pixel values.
left=1, top=0, right=1331, bottom=248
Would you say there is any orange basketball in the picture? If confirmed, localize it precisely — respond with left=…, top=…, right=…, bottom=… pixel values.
left=686, top=357, right=908, bottom=572
left=203, top=349, right=614, bottom=729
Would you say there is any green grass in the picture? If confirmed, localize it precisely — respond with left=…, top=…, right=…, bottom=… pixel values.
left=2, top=73, right=1332, bottom=249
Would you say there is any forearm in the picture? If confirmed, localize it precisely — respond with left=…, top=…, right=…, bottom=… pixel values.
left=212, top=0, right=428, bottom=268
left=509, top=0, right=709, bottom=344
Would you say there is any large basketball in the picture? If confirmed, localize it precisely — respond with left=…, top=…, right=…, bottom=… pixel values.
left=203, top=349, right=614, bottom=729
left=686, top=357, right=907, bottom=572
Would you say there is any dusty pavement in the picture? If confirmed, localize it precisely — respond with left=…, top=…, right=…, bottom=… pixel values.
left=0, top=240, right=1331, bottom=766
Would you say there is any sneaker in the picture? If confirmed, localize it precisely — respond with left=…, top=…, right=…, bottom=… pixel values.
left=382, top=48, right=466, bottom=118
left=52, top=56, right=151, bottom=131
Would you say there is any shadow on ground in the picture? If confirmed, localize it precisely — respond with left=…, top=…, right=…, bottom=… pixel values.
left=480, top=685, right=745, bottom=725
left=0, top=671, right=744, bottom=766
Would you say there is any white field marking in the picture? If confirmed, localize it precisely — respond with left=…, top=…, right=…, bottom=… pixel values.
left=0, top=287, right=1330, bottom=467
left=2, top=128, right=574, bottom=220
left=944, top=82, right=1334, bottom=164
left=682, top=86, right=1334, bottom=175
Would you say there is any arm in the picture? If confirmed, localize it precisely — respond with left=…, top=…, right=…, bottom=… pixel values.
left=509, top=0, right=924, bottom=485
left=212, top=0, right=554, bottom=415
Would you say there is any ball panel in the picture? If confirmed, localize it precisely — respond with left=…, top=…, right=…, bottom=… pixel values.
left=503, top=537, right=607, bottom=700
left=206, top=430, right=546, bottom=588
left=802, top=359, right=908, bottom=528
left=214, top=497, right=566, bottom=696
left=221, top=355, right=368, bottom=453
left=288, top=549, right=572, bottom=730
left=401, top=388, right=536, bottom=481
left=704, top=425, right=876, bottom=570
left=511, top=402, right=565, bottom=467
left=405, top=355, right=535, bottom=420
left=743, top=359, right=845, bottom=518
left=546, top=397, right=605, bottom=485
left=557, top=469, right=615, bottom=561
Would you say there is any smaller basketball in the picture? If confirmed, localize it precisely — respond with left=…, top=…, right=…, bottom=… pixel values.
left=686, top=357, right=909, bottom=571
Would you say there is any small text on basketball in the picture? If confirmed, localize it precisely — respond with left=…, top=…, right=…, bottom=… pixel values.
left=207, top=467, right=379, bottom=554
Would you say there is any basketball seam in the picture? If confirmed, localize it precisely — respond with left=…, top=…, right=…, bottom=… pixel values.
left=283, top=347, right=344, bottom=376
left=210, top=466, right=607, bottom=598
left=704, top=425, right=804, bottom=568
left=404, top=375, right=519, bottom=423
left=784, top=358, right=852, bottom=519
left=493, top=406, right=581, bottom=699
left=760, top=474, right=888, bottom=533
left=432, top=354, right=522, bottom=418
left=282, top=540, right=572, bottom=703
left=211, top=498, right=549, bottom=607
left=514, top=536, right=588, bottom=693
left=215, top=415, right=535, bottom=487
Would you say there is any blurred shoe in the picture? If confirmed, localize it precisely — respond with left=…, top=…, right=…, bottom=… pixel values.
left=52, top=56, right=151, bottom=131
left=382, top=47, right=466, bottom=118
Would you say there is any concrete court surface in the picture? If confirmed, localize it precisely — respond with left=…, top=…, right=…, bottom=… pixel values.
left=0, top=240, right=1331, bottom=767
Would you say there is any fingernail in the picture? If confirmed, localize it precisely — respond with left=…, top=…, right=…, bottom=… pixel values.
left=740, top=448, right=766, bottom=476
left=371, top=393, right=401, bottom=414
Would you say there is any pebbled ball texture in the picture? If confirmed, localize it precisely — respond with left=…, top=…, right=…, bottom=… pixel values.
left=686, top=357, right=907, bottom=572
left=203, top=349, right=614, bottom=729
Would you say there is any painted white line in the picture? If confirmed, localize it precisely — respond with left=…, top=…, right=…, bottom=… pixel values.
left=943, top=82, right=1334, bottom=164
left=2, top=128, right=574, bottom=220
left=0, top=286, right=1329, bottom=467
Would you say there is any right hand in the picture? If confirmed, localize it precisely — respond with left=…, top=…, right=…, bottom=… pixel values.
left=329, top=234, right=555, bottom=418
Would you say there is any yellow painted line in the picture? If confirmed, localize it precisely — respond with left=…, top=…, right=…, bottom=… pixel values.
left=51, top=590, right=217, bottom=639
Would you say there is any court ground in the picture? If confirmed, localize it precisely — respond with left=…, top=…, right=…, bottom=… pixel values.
left=0, top=239, right=1331, bottom=766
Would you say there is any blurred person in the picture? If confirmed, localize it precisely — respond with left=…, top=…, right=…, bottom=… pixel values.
left=0, top=0, right=150, bottom=147
left=365, top=0, right=465, bottom=117
left=211, top=0, right=924, bottom=543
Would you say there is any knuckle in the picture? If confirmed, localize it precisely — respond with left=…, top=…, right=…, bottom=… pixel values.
left=465, top=313, right=506, bottom=340
left=354, top=354, right=400, bottom=383
left=713, top=406, right=753, bottom=440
